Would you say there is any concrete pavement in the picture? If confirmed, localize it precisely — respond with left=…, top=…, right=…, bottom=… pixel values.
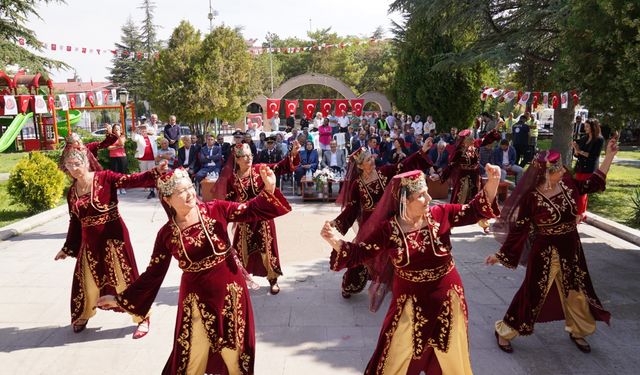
left=1, top=188, right=639, bottom=374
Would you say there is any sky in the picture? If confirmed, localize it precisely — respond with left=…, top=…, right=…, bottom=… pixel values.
left=26, top=0, right=402, bottom=82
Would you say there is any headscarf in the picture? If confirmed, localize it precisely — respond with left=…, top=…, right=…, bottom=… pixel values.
left=492, top=150, right=563, bottom=265
left=59, top=134, right=103, bottom=174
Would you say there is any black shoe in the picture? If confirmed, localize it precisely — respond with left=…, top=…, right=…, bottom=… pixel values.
left=569, top=335, right=591, bottom=353
left=147, top=191, right=156, bottom=199
left=495, top=331, right=513, bottom=353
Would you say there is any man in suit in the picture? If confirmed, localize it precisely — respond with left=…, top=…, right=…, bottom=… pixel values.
left=216, top=134, right=231, bottom=164
left=195, top=133, right=222, bottom=183
left=178, top=135, right=199, bottom=178
left=351, top=129, right=368, bottom=151
left=493, top=139, right=524, bottom=184
left=320, top=140, right=346, bottom=173
left=428, top=140, right=449, bottom=174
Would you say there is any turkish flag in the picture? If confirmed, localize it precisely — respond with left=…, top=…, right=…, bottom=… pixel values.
left=47, top=95, right=55, bottom=111
left=4, top=95, right=18, bottom=115
left=531, top=92, right=540, bottom=110
left=303, top=99, right=317, bottom=119
left=571, top=90, right=579, bottom=107
left=350, top=99, right=365, bottom=116
left=34, top=95, right=47, bottom=114
left=285, top=100, right=298, bottom=116
left=86, top=91, right=95, bottom=107
left=17, top=95, right=31, bottom=113
left=266, top=99, right=280, bottom=119
left=320, top=99, right=334, bottom=117
left=551, top=93, right=559, bottom=109
left=69, top=94, right=76, bottom=108
left=335, top=99, right=348, bottom=116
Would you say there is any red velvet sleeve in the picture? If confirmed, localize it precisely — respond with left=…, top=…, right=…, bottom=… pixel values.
left=495, top=194, right=533, bottom=269
left=430, top=188, right=500, bottom=236
left=332, top=182, right=360, bottom=235
left=329, top=222, right=390, bottom=271
left=104, top=169, right=160, bottom=189
left=212, top=189, right=291, bottom=222
left=571, top=169, right=607, bottom=195
left=269, top=153, right=300, bottom=176
left=116, top=228, right=172, bottom=319
left=379, top=149, right=432, bottom=180
left=440, top=149, right=462, bottom=181
left=61, top=192, right=81, bottom=258
left=86, top=133, right=117, bottom=156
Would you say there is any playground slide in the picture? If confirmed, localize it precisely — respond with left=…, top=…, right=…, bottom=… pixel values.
left=0, top=113, right=33, bottom=152
left=56, top=110, right=82, bottom=138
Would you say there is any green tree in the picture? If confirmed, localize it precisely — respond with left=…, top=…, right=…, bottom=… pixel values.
left=193, top=26, right=256, bottom=123
left=390, top=5, right=485, bottom=132
left=138, top=0, right=161, bottom=54
left=0, top=0, right=68, bottom=73
left=108, top=17, right=145, bottom=102
left=559, top=0, right=640, bottom=127
left=143, top=21, right=202, bottom=125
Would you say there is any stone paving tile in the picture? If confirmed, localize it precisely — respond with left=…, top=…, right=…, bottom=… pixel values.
left=1, top=189, right=639, bottom=374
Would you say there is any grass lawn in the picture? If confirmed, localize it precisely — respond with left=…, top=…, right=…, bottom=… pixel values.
left=0, top=152, right=28, bottom=173
left=588, top=164, right=640, bottom=229
left=616, top=150, right=640, bottom=160
left=0, top=180, right=32, bottom=227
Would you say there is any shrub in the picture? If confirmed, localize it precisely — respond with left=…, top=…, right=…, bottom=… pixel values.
left=7, top=152, right=66, bottom=213
left=82, top=136, right=140, bottom=173
left=631, top=188, right=640, bottom=227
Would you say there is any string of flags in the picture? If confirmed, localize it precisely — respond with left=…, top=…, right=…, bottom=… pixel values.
left=17, top=37, right=386, bottom=60
left=1, top=89, right=120, bottom=116
left=248, top=39, right=386, bottom=55
left=17, top=38, right=159, bottom=60
left=480, top=87, right=580, bottom=109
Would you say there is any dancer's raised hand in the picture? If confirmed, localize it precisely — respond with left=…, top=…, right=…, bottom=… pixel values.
left=54, top=250, right=68, bottom=261
left=260, top=165, right=276, bottom=194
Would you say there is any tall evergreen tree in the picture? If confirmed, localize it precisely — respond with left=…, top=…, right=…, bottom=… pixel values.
left=0, top=0, right=68, bottom=74
left=138, top=0, right=160, bottom=54
left=109, top=17, right=145, bottom=100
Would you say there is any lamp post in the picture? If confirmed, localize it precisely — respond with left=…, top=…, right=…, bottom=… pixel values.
left=118, top=88, right=129, bottom=134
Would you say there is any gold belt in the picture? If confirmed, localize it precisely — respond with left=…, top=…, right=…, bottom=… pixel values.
left=538, top=222, right=576, bottom=235
left=395, top=260, right=454, bottom=283
left=180, top=249, right=231, bottom=273
left=81, top=210, right=119, bottom=227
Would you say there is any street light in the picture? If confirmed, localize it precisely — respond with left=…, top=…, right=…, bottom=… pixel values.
left=118, top=88, right=129, bottom=133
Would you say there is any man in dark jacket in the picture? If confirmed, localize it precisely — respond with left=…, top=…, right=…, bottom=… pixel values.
left=195, top=134, right=222, bottom=183
left=163, top=115, right=181, bottom=150
left=178, top=135, right=199, bottom=177
left=216, top=134, right=231, bottom=164
left=286, top=111, right=295, bottom=132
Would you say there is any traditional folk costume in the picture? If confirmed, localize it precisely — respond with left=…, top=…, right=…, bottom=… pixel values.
left=211, top=143, right=299, bottom=292
left=493, top=151, right=610, bottom=345
left=441, top=129, right=500, bottom=232
left=332, top=147, right=433, bottom=298
left=115, top=168, right=291, bottom=374
left=59, top=144, right=158, bottom=328
left=330, top=171, right=499, bottom=374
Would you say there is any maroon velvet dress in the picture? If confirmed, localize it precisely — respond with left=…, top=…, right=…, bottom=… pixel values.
left=60, top=169, right=159, bottom=324
left=115, top=190, right=291, bottom=374
left=495, top=170, right=611, bottom=334
left=332, top=150, right=432, bottom=295
left=443, top=131, right=498, bottom=204
left=330, top=191, right=498, bottom=374
left=224, top=154, right=299, bottom=280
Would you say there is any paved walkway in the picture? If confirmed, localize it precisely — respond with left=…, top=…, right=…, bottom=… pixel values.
left=1, top=189, right=639, bottom=374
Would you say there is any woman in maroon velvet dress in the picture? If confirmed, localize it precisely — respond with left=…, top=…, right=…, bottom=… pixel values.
left=331, top=140, right=433, bottom=299
left=212, top=141, right=300, bottom=294
left=98, top=166, right=291, bottom=374
left=440, top=129, right=500, bottom=233
left=321, top=167, right=501, bottom=374
left=54, top=143, right=167, bottom=337
left=486, top=141, right=618, bottom=354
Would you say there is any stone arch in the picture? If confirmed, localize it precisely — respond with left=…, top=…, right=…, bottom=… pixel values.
left=272, top=73, right=357, bottom=99
left=358, top=91, right=392, bottom=114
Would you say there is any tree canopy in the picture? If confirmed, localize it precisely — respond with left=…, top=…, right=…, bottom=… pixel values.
left=0, top=0, right=68, bottom=74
